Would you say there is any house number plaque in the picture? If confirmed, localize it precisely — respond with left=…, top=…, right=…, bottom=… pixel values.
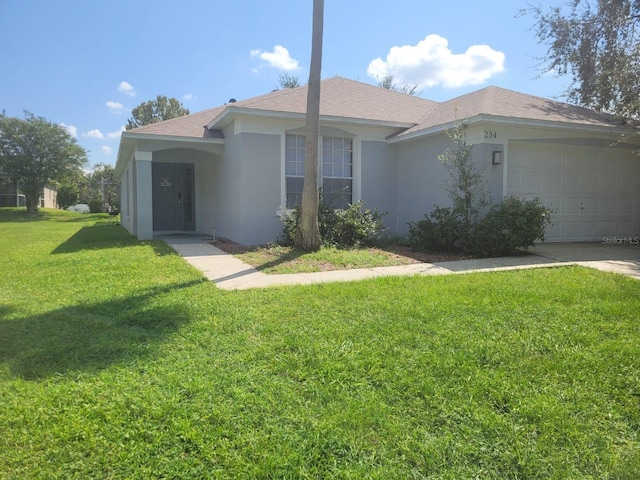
left=484, top=130, right=498, bottom=139
left=160, top=178, right=172, bottom=187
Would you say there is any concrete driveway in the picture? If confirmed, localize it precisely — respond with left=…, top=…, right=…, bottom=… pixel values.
left=530, top=242, right=640, bottom=280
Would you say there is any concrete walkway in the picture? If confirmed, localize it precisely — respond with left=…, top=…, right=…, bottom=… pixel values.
left=161, top=236, right=640, bottom=290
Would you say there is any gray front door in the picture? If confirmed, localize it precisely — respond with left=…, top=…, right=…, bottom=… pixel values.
left=152, top=163, right=195, bottom=231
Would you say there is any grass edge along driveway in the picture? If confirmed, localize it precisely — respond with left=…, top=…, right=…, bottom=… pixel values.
left=0, top=208, right=639, bottom=479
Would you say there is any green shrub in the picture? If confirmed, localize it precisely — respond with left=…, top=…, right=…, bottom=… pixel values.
left=279, top=209, right=298, bottom=246
left=88, top=199, right=103, bottom=213
left=325, top=201, right=387, bottom=248
left=471, top=197, right=553, bottom=256
left=281, top=201, right=386, bottom=248
left=409, top=198, right=553, bottom=257
left=408, top=206, right=460, bottom=252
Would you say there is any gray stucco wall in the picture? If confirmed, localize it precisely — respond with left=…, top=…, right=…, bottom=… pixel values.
left=394, top=134, right=452, bottom=235
left=238, top=132, right=282, bottom=245
left=360, top=140, right=398, bottom=236
left=209, top=130, right=282, bottom=245
left=393, top=135, right=505, bottom=236
left=119, top=161, right=135, bottom=235
left=211, top=126, right=243, bottom=242
left=475, top=143, right=505, bottom=205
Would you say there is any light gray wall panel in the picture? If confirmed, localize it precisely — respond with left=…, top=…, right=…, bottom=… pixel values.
left=476, top=143, right=504, bottom=205
left=360, top=140, right=398, bottom=236
left=211, top=125, right=243, bottom=241
left=239, top=132, right=282, bottom=245
left=394, top=134, right=452, bottom=235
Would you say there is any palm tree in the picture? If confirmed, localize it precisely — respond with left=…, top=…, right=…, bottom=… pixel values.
left=296, top=0, right=324, bottom=250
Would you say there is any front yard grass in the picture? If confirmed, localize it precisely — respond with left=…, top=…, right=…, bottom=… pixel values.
left=226, top=243, right=417, bottom=274
left=1, top=207, right=639, bottom=479
left=217, top=241, right=467, bottom=274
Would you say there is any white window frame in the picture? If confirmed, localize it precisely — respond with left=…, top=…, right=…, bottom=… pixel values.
left=281, top=132, right=359, bottom=212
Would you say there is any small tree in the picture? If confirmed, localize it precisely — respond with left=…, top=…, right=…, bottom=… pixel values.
left=0, top=112, right=87, bottom=213
left=278, top=73, right=301, bottom=89
left=126, top=95, right=190, bottom=130
left=377, top=75, right=419, bottom=96
left=438, top=121, right=489, bottom=233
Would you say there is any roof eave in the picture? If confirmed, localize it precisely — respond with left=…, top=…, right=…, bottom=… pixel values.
left=114, top=132, right=225, bottom=177
left=121, top=132, right=225, bottom=144
left=388, top=114, right=630, bottom=144
left=207, top=106, right=416, bottom=130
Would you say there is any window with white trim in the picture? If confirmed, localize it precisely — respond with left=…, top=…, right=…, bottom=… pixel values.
left=285, top=134, right=305, bottom=208
left=322, top=136, right=353, bottom=209
left=285, top=134, right=353, bottom=209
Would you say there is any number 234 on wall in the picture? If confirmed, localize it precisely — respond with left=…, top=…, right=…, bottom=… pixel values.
left=484, top=131, right=497, bottom=139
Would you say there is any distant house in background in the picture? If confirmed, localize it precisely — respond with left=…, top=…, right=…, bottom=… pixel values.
left=0, top=173, right=57, bottom=208
left=115, top=76, right=639, bottom=245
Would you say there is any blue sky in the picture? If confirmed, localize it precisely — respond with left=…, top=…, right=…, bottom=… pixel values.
left=0, top=0, right=566, bottom=168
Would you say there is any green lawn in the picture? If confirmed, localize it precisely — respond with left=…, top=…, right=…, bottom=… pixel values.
left=1, top=208, right=639, bottom=479
left=229, top=243, right=418, bottom=274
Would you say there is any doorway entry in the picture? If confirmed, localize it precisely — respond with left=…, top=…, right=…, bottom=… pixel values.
left=152, top=163, right=195, bottom=231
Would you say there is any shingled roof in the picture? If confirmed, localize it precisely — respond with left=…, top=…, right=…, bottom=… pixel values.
left=210, top=76, right=436, bottom=125
left=126, top=77, right=436, bottom=139
left=125, top=78, right=622, bottom=141
left=127, top=105, right=226, bottom=138
left=395, top=86, right=622, bottom=139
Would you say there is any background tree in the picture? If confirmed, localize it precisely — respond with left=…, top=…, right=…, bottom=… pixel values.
left=88, top=163, right=119, bottom=210
left=125, top=95, right=190, bottom=130
left=296, top=0, right=324, bottom=251
left=56, top=185, right=78, bottom=209
left=377, top=75, right=419, bottom=96
left=278, top=73, right=301, bottom=89
left=59, top=163, right=120, bottom=211
left=0, top=112, right=87, bottom=213
left=522, top=0, right=640, bottom=127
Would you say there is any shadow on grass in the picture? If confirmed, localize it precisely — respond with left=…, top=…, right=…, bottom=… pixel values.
left=0, top=279, right=207, bottom=380
left=51, top=223, right=172, bottom=256
left=248, top=247, right=307, bottom=272
left=0, top=305, right=16, bottom=320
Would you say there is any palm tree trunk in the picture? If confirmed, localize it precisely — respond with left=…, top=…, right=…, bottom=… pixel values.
left=295, top=0, right=324, bottom=251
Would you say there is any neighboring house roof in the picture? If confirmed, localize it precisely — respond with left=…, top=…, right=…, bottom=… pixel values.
left=123, top=77, right=625, bottom=144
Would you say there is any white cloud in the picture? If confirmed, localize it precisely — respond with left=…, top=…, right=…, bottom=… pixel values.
left=118, top=81, right=135, bottom=96
left=107, top=126, right=125, bottom=139
left=367, top=34, right=505, bottom=89
left=250, top=45, right=300, bottom=71
left=183, top=93, right=194, bottom=101
left=60, top=123, right=77, bottom=138
left=101, top=146, right=112, bottom=154
left=83, top=129, right=104, bottom=139
left=106, top=101, right=125, bottom=114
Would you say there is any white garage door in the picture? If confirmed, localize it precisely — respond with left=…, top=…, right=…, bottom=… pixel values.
left=507, top=141, right=640, bottom=242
